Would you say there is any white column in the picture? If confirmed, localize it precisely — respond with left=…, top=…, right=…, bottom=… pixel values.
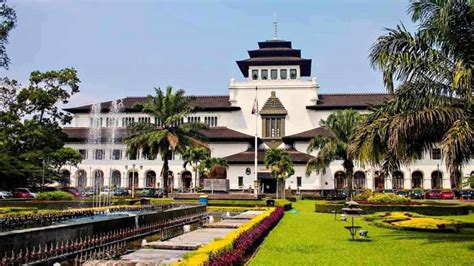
left=138, top=172, right=145, bottom=188
left=366, top=171, right=373, bottom=190
left=386, top=177, right=393, bottom=190
left=121, top=171, right=127, bottom=188
left=404, top=172, right=411, bottom=189
left=423, top=177, right=431, bottom=189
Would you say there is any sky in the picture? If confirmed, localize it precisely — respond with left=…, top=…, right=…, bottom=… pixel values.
left=2, top=0, right=414, bottom=107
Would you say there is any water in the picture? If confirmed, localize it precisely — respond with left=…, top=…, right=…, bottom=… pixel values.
left=88, top=103, right=102, bottom=144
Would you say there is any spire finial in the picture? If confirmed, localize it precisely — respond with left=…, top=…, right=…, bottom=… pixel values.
left=273, top=13, right=278, bottom=40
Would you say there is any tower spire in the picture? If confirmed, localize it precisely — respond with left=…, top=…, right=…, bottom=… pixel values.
left=273, top=13, right=278, bottom=40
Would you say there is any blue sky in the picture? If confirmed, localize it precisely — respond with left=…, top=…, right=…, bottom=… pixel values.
left=2, top=0, right=414, bottom=107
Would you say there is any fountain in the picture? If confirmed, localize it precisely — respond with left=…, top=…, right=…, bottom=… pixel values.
left=88, top=103, right=102, bottom=208
left=106, top=99, right=124, bottom=206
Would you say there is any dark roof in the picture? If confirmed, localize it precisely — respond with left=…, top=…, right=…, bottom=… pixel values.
left=283, top=127, right=330, bottom=141
left=63, top=126, right=253, bottom=143
left=306, top=93, right=391, bottom=110
left=237, top=40, right=312, bottom=77
left=223, top=148, right=314, bottom=165
left=63, top=95, right=240, bottom=114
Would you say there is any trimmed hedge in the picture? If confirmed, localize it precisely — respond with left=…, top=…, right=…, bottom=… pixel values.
left=36, top=191, right=73, bottom=201
left=315, top=201, right=469, bottom=216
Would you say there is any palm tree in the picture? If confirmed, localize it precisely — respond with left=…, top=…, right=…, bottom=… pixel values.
left=124, top=87, right=208, bottom=196
left=350, top=0, right=473, bottom=187
left=182, top=146, right=209, bottom=191
left=306, top=109, right=362, bottom=199
left=264, top=148, right=295, bottom=199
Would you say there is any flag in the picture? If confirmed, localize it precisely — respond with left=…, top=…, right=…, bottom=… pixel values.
left=251, top=97, right=258, bottom=114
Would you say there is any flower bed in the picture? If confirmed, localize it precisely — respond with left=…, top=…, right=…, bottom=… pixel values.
left=365, top=212, right=463, bottom=232
left=176, top=207, right=284, bottom=265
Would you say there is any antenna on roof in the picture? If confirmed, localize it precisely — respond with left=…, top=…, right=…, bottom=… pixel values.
left=273, top=13, right=278, bottom=40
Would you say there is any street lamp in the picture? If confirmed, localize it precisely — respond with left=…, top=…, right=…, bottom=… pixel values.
left=132, top=163, right=136, bottom=198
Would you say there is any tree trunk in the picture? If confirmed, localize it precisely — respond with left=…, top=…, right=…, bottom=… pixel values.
left=194, top=161, right=198, bottom=193
left=162, top=152, right=170, bottom=197
left=343, top=160, right=354, bottom=201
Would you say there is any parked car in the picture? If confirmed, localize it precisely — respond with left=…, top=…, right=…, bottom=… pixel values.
left=99, top=188, right=112, bottom=195
left=395, top=190, right=409, bottom=197
left=12, top=188, right=35, bottom=198
left=142, top=188, right=164, bottom=198
left=383, top=189, right=395, bottom=194
left=439, top=189, right=455, bottom=200
left=83, top=188, right=97, bottom=197
left=114, top=187, right=129, bottom=196
left=0, top=188, right=12, bottom=199
left=410, top=189, right=424, bottom=199
left=459, top=190, right=473, bottom=200
left=60, top=187, right=81, bottom=197
left=425, top=189, right=441, bottom=199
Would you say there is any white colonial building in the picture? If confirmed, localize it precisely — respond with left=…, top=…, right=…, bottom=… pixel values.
left=62, top=39, right=473, bottom=195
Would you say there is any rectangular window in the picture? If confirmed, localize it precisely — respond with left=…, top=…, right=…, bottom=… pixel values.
left=238, top=176, right=244, bottom=187
left=431, top=148, right=441, bottom=160
left=271, top=69, right=278, bottom=80
left=290, top=69, right=297, bottom=79
left=252, top=69, right=259, bottom=80
left=263, top=117, right=284, bottom=138
left=79, top=149, right=87, bottom=160
left=111, top=149, right=122, bottom=160
left=297, top=176, right=302, bottom=187
left=280, top=69, right=287, bottom=79
left=95, top=149, right=105, bottom=160
left=261, top=69, right=268, bottom=80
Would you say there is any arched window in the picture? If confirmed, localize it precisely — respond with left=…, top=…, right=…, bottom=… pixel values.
left=94, top=170, right=104, bottom=187
left=128, top=172, right=139, bottom=188
left=412, top=171, right=423, bottom=188
left=374, top=171, right=384, bottom=191
left=334, top=171, right=346, bottom=190
left=146, top=171, right=157, bottom=188
left=392, top=171, right=404, bottom=190
left=354, top=171, right=366, bottom=189
left=431, top=171, right=443, bottom=189
left=112, top=170, right=121, bottom=188
left=77, top=170, right=87, bottom=188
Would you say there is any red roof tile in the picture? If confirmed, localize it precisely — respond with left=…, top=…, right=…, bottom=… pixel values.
left=307, top=93, right=391, bottom=110
left=223, top=148, right=314, bottom=165
left=283, top=127, right=330, bottom=141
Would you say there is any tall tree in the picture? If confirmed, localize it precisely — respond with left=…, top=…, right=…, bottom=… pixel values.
left=182, top=146, right=209, bottom=191
left=264, top=147, right=295, bottom=199
left=0, top=0, right=16, bottom=69
left=306, top=109, right=362, bottom=199
left=350, top=0, right=473, bottom=187
left=125, top=87, right=208, bottom=196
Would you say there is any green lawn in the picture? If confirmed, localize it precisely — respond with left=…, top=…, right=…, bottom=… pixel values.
left=250, top=200, right=474, bottom=266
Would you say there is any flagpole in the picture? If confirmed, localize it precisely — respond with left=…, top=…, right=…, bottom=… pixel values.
left=254, top=86, right=258, bottom=196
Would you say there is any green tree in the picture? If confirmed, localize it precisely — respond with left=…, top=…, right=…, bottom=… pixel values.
left=182, top=146, right=210, bottom=190
left=306, top=109, right=362, bottom=199
left=125, top=87, right=208, bottom=196
left=0, top=0, right=16, bottom=69
left=264, top=147, right=295, bottom=199
left=49, top=147, right=83, bottom=185
left=350, top=0, right=473, bottom=187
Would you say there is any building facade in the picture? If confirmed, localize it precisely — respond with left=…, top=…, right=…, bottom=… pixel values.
left=62, top=39, right=473, bottom=194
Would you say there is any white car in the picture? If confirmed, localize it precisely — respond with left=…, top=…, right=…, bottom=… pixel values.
left=99, top=189, right=112, bottom=195
left=0, top=189, right=12, bottom=199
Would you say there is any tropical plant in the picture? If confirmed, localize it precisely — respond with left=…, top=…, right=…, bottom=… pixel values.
left=264, top=148, right=295, bottom=199
left=124, top=87, right=208, bottom=196
left=306, top=109, right=363, bottom=199
left=350, top=0, right=473, bottom=188
left=182, top=146, right=209, bottom=191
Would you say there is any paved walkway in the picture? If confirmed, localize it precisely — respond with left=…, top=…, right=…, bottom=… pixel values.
left=85, top=210, right=263, bottom=265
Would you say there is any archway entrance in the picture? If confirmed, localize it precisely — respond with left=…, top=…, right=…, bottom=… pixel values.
left=431, top=171, right=442, bottom=189
left=77, top=170, right=87, bottom=188
left=451, top=170, right=463, bottom=189
left=258, top=173, right=276, bottom=194
left=392, top=171, right=404, bottom=190
left=181, top=171, right=192, bottom=192
left=353, top=171, right=366, bottom=189
left=146, top=171, right=157, bottom=188
left=334, top=171, right=346, bottom=190
left=374, top=171, right=384, bottom=191
left=94, top=170, right=104, bottom=187
left=128, top=172, right=139, bottom=188
left=61, top=170, right=71, bottom=186
left=412, top=171, right=423, bottom=188
left=111, top=170, right=121, bottom=188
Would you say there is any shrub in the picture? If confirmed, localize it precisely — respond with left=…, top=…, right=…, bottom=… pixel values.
left=365, top=212, right=462, bottom=232
left=353, top=189, right=374, bottom=201
left=36, top=191, right=74, bottom=201
left=367, top=193, right=410, bottom=204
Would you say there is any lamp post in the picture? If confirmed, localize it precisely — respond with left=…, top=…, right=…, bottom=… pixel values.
left=125, top=165, right=129, bottom=197
left=132, top=163, right=136, bottom=198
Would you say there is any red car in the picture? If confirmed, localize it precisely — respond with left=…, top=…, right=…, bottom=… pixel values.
left=12, top=188, right=35, bottom=198
left=439, top=189, right=455, bottom=199
left=425, top=189, right=441, bottom=199
left=60, top=187, right=81, bottom=197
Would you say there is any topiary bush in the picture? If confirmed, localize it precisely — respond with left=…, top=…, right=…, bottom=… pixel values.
left=367, top=193, right=410, bottom=204
left=353, top=189, right=375, bottom=201
left=36, top=191, right=73, bottom=201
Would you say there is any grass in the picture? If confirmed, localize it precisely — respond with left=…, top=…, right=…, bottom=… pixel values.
left=250, top=200, right=474, bottom=266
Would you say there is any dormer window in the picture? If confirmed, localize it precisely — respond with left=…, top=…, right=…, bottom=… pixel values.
left=280, top=69, right=287, bottom=79
left=271, top=69, right=278, bottom=80
left=290, top=69, right=297, bottom=79
left=252, top=70, right=258, bottom=80
left=261, top=70, right=268, bottom=80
